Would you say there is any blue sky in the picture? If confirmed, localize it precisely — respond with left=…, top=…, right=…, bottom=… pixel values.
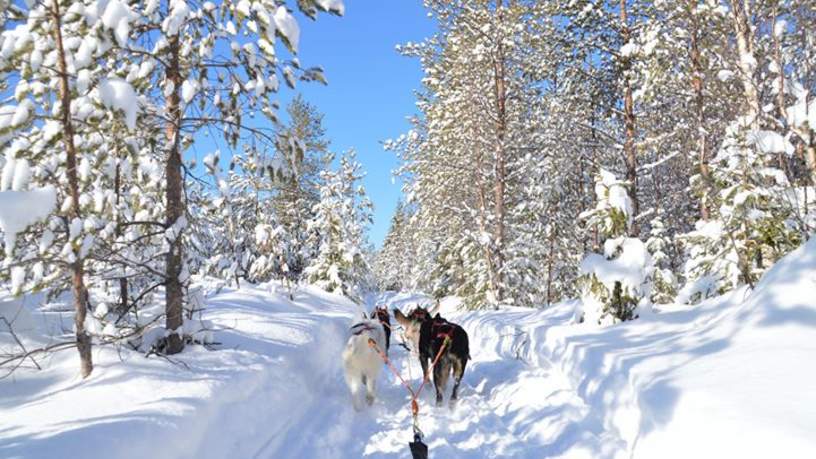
left=283, top=1, right=436, bottom=247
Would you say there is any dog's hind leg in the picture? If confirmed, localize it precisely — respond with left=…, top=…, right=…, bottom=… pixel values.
left=346, top=372, right=363, bottom=411
left=450, top=357, right=467, bottom=408
left=433, top=359, right=451, bottom=407
left=364, top=373, right=376, bottom=406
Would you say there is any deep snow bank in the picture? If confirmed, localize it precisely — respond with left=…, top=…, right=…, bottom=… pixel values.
left=0, top=280, right=361, bottom=459
left=442, top=237, right=816, bottom=458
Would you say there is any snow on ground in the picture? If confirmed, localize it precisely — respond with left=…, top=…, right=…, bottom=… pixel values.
left=1, top=281, right=363, bottom=459
left=3, top=238, right=816, bottom=458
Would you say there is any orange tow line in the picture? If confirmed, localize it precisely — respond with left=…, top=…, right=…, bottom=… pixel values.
left=367, top=335, right=451, bottom=439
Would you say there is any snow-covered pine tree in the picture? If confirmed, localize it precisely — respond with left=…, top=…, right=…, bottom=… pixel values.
left=0, top=0, right=159, bottom=376
left=197, top=148, right=270, bottom=286
left=374, top=200, right=414, bottom=292
left=124, top=0, right=342, bottom=353
left=305, top=150, right=372, bottom=302
left=544, top=0, right=659, bottom=237
left=391, top=0, right=558, bottom=309
left=269, top=95, right=331, bottom=280
left=679, top=1, right=813, bottom=302
left=634, top=0, right=737, bottom=224
left=680, top=119, right=802, bottom=300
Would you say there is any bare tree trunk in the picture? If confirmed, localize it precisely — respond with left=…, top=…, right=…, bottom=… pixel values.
left=475, top=145, right=500, bottom=307
left=115, top=163, right=129, bottom=313
left=729, top=0, right=764, bottom=279
left=806, top=143, right=816, bottom=186
left=688, top=1, right=711, bottom=220
left=492, top=3, right=508, bottom=302
left=546, top=199, right=558, bottom=305
left=589, top=100, right=600, bottom=251
left=730, top=0, right=760, bottom=126
left=620, top=0, right=639, bottom=236
left=769, top=9, right=798, bottom=185
left=52, top=1, right=92, bottom=378
left=164, top=33, right=184, bottom=354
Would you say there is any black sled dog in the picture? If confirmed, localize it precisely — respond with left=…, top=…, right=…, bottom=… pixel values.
left=394, top=304, right=470, bottom=408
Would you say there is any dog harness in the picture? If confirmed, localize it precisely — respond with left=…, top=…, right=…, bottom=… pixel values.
left=430, top=318, right=456, bottom=341
left=350, top=322, right=377, bottom=335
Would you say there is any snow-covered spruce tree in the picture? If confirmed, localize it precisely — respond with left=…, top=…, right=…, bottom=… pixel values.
left=305, top=150, right=372, bottom=302
left=578, top=169, right=654, bottom=325
left=122, top=0, right=343, bottom=353
left=645, top=214, right=677, bottom=304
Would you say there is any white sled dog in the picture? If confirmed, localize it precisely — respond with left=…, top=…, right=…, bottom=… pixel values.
left=342, top=310, right=390, bottom=410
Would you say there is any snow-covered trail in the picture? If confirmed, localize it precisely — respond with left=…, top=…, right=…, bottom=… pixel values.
left=6, top=238, right=816, bottom=458
left=257, top=292, right=596, bottom=459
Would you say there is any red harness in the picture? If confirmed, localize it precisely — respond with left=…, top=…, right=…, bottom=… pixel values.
left=430, top=319, right=455, bottom=341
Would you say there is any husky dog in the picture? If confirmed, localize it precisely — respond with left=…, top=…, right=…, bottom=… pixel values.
left=342, top=309, right=391, bottom=410
left=394, top=304, right=470, bottom=408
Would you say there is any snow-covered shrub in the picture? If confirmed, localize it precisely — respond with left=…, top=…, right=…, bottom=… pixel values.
left=578, top=170, right=653, bottom=325
left=580, top=169, right=633, bottom=238
left=579, top=237, right=653, bottom=325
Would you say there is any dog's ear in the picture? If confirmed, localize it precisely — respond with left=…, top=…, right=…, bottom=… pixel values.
left=393, top=309, right=410, bottom=326
left=429, top=301, right=441, bottom=317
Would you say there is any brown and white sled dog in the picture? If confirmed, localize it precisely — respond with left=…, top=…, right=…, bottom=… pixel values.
left=342, top=308, right=390, bottom=410
left=394, top=303, right=470, bottom=408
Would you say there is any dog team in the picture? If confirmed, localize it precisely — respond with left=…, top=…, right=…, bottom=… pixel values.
left=342, top=302, right=470, bottom=411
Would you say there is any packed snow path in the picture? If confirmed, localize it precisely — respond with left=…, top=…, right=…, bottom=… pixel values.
left=253, top=292, right=604, bottom=459
left=2, top=283, right=593, bottom=459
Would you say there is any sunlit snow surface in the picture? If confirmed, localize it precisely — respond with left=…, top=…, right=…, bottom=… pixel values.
left=3, top=239, right=816, bottom=458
